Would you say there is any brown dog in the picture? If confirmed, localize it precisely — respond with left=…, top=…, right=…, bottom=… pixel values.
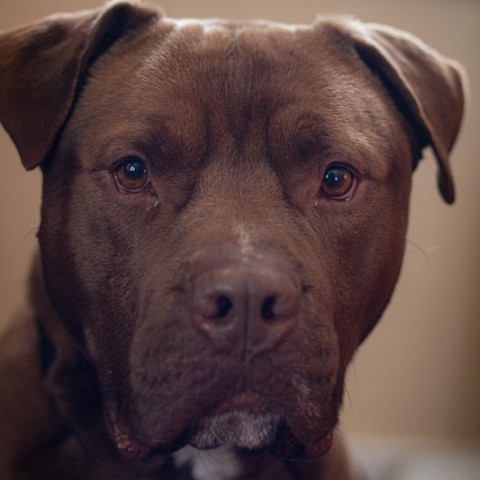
left=0, top=2, right=466, bottom=479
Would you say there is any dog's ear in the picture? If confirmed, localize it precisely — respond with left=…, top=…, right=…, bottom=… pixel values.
left=333, top=20, right=466, bottom=203
left=0, top=1, right=159, bottom=170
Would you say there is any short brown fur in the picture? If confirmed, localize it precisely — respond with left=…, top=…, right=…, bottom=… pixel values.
left=0, top=2, right=465, bottom=479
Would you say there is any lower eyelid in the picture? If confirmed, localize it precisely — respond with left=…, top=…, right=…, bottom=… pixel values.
left=114, top=178, right=152, bottom=194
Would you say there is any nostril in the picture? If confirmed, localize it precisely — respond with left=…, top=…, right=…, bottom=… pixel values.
left=215, top=295, right=233, bottom=318
left=190, top=265, right=301, bottom=353
left=261, top=296, right=276, bottom=321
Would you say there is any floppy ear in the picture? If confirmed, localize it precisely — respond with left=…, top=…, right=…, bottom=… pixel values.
left=0, top=1, right=159, bottom=170
left=334, top=20, right=466, bottom=203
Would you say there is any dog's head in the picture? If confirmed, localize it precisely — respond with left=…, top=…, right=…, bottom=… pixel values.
left=0, top=1, right=465, bottom=473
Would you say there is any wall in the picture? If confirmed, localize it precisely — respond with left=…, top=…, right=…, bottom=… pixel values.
left=1, top=0, right=479, bottom=443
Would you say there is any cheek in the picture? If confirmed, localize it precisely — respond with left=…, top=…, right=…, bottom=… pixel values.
left=39, top=173, right=138, bottom=350
left=317, top=188, right=411, bottom=364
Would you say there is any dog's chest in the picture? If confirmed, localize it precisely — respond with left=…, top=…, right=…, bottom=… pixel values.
left=173, top=447, right=242, bottom=480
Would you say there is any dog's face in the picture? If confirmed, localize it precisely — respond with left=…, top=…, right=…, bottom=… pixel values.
left=0, top=1, right=464, bottom=473
left=41, top=19, right=414, bottom=459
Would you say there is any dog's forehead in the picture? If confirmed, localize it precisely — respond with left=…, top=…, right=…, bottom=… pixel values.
left=167, top=21, right=331, bottom=95
left=68, top=16, right=402, bottom=177
left=140, top=16, right=347, bottom=103
left=88, top=17, right=336, bottom=114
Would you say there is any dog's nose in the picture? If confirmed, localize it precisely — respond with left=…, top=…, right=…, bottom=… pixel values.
left=190, top=265, right=300, bottom=355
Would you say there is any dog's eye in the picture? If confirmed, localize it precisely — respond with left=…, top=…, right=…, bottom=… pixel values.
left=114, top=157, right=150, bottom=193
left=320, top=165, right=356, bottom=201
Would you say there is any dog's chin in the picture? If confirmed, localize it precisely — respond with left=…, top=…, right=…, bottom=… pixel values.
left=111, top=410, right=334, bottom=475
left=188, top=411, right=280, bottom=450
left=111, top=392, right=336, bottom=467
left=188, top=410, right=334, bottom=459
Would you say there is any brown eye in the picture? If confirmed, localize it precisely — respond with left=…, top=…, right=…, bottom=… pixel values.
left=320, top=165, right=356, bottom=200
left=114, top=157, right=150, bottom=193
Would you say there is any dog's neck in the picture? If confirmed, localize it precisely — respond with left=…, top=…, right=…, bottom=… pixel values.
left=173, top=447, right=243, bottom=480
left=171, top=433, right=357, bottom=480
left=173, top=446, right=303, bottom=480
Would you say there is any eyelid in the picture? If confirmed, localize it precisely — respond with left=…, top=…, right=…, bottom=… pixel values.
left=325, top=162, right=359, bottom=177
left=108, top=153, right=147, bottom=171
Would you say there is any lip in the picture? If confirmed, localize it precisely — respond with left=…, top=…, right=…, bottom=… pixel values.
left=112, top=419, right=153, bottom=462
left=306, top=430, right=334, bottom=457
left=112, top=419, right=192, bottom=459
left=109, top=392, right=336, bottom=465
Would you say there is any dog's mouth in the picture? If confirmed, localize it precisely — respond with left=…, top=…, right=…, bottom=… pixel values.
left=187, top=392, right=332, bottom=456
left=188, top=393, right=286, bottom=452
left=189, top=408, right=280, bottom=451
left=110, top=392, right=335, bottom=472
left=188, top=409, right=334, bottom=458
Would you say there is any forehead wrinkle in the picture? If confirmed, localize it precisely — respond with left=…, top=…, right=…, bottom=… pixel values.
left=141, top=21, right=312, bottom=105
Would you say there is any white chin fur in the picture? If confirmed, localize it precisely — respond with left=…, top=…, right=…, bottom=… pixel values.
left=189, top=411, right=280, bottom=450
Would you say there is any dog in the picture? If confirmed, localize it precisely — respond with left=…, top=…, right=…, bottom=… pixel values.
left=0, top=1, right=466, bottom=479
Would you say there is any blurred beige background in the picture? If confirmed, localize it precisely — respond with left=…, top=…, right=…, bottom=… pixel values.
left=1, top=0, right=479, bottom=448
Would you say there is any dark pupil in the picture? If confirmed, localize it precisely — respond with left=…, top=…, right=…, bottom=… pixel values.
left=124, top=160, right=145, bottom=180
left=324, top=168, right=347, bottom=188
